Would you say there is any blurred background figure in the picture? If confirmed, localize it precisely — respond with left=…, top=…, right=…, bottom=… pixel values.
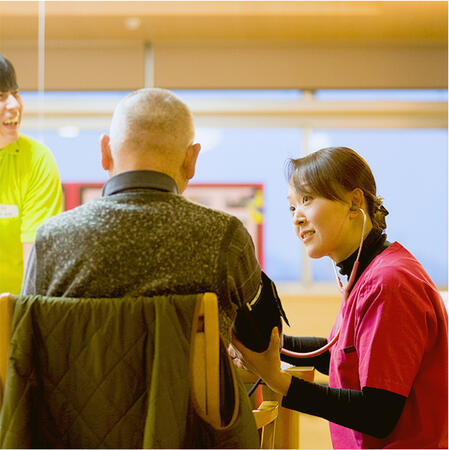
left=0, top=55, right=62, bottom=295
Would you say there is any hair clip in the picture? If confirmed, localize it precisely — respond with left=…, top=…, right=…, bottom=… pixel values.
left=378, top=205, right=389, bottom=216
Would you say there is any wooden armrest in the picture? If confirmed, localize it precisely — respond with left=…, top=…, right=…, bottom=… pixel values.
left=237, top=366, right=315, bottom=385
left=253, top=400, right=278, bottom=429
left=284, top=366, right=315, bottom=383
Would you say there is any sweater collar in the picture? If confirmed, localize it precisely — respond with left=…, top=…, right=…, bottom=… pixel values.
left=102, top=170, right=178, bottom=196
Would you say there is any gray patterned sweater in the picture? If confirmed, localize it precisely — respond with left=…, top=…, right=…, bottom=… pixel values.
left=22, top=170, right=261, bottom=341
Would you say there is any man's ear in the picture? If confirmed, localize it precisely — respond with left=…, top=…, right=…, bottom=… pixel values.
left=100, top=134, right=113, bottom=172
left=183, top=143, right=201, bottom=180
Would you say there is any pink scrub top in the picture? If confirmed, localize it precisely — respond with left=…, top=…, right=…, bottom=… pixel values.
left=328, top=242, right=448, bottom=449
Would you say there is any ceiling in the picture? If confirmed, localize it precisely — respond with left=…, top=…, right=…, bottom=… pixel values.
left=0, top=1, right=447, bottom=46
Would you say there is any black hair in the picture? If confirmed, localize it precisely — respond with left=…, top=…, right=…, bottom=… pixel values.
left=287, top=147, right=388, bottom=232
left=0, top=56, right=18, bottom=92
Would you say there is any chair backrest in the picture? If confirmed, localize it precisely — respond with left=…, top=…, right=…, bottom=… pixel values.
left=190, top=292, right=222, bottom=427
left=191, top=292, right=278, bottom=449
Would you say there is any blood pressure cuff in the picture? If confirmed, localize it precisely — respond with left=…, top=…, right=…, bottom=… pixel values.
left=233, top=271, right=289, bottom=353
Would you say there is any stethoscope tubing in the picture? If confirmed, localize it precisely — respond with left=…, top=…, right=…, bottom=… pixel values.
left=280, top=208, right=366, bottom=359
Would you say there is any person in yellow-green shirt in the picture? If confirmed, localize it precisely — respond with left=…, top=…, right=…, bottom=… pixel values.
left=0, top=55, right=62, bottom=294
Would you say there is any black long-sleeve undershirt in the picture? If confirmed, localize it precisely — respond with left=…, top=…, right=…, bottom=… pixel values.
left=282, top=377, right=406, bottom=439
left=280, top=334, right=406, bottom=438
left=278, top=229, right=407, bottom=439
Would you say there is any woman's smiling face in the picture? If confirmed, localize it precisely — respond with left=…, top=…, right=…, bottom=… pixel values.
left=287, top=183, right=354, bottom=262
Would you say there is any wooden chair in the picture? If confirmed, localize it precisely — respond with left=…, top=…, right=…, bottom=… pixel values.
left=0, top=292, right=278, bottom=448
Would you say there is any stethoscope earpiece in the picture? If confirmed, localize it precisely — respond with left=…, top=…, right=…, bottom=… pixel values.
left=350, top=205, right=365, bottom=214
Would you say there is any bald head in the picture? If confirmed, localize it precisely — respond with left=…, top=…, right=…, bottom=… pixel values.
left=110, top=88, right=195, bottom=156
left=101, top=88, right=200, bottom=192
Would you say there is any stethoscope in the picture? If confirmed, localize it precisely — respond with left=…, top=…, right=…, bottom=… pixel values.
left=280, top=207, right=367, bottom=359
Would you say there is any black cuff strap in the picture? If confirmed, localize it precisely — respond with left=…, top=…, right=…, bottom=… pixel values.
left=233, top=271, right=289, bottom=352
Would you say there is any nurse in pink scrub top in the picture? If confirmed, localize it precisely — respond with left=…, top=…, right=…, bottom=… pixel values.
left=232, top=146, right=448, bottom=449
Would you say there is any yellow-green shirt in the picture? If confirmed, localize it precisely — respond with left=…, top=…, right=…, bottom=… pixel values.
left=0, top=135, right=62, bottom=294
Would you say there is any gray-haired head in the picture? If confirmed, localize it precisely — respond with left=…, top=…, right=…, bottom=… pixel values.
left=109, top=88, right=195, bottom=158
left=102, top=88, right=200, bottom=193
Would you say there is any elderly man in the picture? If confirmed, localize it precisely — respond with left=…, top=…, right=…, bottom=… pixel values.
left=0, top=55, right=62, bottom=295
left=22, top=88, right=285, bottom=344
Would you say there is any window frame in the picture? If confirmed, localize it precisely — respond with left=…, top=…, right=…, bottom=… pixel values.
left=19, top=90, right=448, bottom=291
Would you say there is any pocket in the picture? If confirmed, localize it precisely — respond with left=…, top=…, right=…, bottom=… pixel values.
left=332, top=346, right=360, bottom=390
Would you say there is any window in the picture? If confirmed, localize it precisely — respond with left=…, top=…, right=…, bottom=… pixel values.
left=20, top=89, right=448, bottom=287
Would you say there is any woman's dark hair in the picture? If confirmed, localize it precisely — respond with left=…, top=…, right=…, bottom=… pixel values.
left=286, top=147, right=388, bottom=231
left=0, top=56, right=18, bottom=92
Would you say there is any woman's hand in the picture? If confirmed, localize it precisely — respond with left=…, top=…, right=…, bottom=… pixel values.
left=231, top=327, right=292, bottom=396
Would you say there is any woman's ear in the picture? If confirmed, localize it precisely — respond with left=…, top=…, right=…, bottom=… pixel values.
left=349, top=188, right=365, bottom=214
